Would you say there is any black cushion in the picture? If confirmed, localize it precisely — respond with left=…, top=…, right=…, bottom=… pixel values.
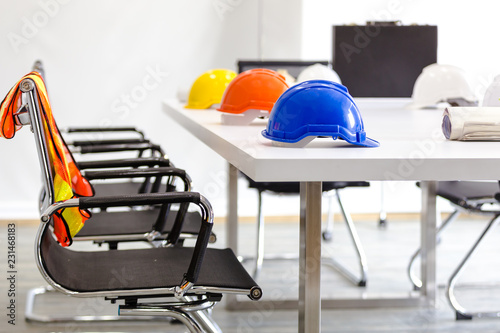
left=92, top=182, right=145, bottom=197
left=77, top=208, right=202, bottom=237
left=418, top=181, right=500, bottom=207
left=243, top=173, right=369, bottom=193
left=41, top=226, right=258, bottom=293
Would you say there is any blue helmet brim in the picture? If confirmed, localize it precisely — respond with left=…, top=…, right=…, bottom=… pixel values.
left=262, top=129, right=380, bottom=147
left=343, top=135, right=380, bottom=148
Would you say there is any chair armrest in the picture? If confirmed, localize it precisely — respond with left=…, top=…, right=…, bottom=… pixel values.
left=83, top=167, right=191, bottom=191
left=70, top=138, right=150, bottom=147
left=77, top=157, right=171, bottom=170
left=76, top=143, right=164, bottom=155
left=63, top=127, right=145, bottom=139
left=41, top=192, right=214, bottom=296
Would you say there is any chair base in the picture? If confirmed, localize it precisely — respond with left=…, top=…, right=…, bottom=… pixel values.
left=456, top=311, right=473, bottom=320
left=249, top=188, right=368, bottom=287
left=407, top=209, right=460, bottom=290
left=25, top=286, right=163, bottom=323
left=120, top=297, right=222, bottom=333
left=322, top=257, right=367, bottom=287
left=446, top=215, right=500, bottom=320
left=25, top=285, right=222, bottom=332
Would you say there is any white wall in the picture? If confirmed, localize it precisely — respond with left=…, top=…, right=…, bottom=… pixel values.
left=0, top=0, right=303, bottom=219
left=3, top=0, right=488, bottom=220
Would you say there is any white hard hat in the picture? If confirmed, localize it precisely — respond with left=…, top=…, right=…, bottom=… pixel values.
left=482, top=75, right=500, bottom=106
left=296, top=63, right=342, bottom=84
left=409, top=64, right=477, bottom=109
left=276, top=69, right=297, bottom=86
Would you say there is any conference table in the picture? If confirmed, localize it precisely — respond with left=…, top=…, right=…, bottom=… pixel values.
left=163, top=98, right=500, bottom=332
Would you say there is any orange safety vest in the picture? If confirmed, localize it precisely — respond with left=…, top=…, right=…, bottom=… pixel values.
left=0, top=72, right=94, bottom=246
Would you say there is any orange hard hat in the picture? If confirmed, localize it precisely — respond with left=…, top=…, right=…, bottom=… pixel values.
left=217, top=69, right=289, bottom=114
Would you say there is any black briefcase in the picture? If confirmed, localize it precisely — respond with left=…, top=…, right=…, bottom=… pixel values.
left=332, top=22, right=437, bottom=97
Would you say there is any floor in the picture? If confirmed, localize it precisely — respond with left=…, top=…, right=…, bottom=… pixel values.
left=1, top=213, right=500, bottom=333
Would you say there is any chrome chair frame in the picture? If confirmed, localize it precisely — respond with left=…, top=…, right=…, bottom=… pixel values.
left=247, top=185, right=367, bottom=286
left=407, top=181, right=500, bottom=320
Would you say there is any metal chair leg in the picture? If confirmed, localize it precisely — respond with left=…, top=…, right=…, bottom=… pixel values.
left=322, top=191, right=335, bottom=241
left=120, top=302, right=221, bottom=333
left=253, top=190, right=265, bottom=280
left=407, top=209, right=460, bottom=290
left=446, top=215, right=500, bottom=320
left=379, top=182, right=387, bottom=227
left=248, top=188, right=367, bottom=287
left=25, top=286, right=166, bottom=323
left=188, top=306, right=223, bottom=333
left=322, top=189, right=368, bottom=286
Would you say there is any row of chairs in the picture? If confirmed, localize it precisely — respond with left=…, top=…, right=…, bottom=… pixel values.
left=4, top=64, right=262, bottom=332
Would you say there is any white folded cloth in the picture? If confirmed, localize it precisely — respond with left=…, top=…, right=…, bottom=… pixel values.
left=442, top=107, right=500, bottom=140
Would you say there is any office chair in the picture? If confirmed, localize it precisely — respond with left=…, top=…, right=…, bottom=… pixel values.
left=11, top=73, right=262, bottom=331
left=2, top=72, right=224, bottom=325
left=407, top=181, right=500, bottom=320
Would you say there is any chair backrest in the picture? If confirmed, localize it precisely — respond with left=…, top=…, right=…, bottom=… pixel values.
left=1, top=72, right=92, bottom=246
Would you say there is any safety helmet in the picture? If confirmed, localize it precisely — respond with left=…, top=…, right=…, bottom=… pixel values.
left=262, top=80, right=379, bottom=148
left=296, top=63, right=341, bottom=84
left=217, top=69, right=289, bottom=125
left=482, top=75, right=500, bottom=106
left=185, top=69, right=237, bottom=109
left=409, top=64, right=478, bottom=109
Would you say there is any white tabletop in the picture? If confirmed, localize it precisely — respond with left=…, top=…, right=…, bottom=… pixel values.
left=163, top=98, right=500, bottom=182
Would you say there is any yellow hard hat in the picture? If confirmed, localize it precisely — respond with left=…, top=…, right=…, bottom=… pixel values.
left=185, top=69, right=237, bottom=109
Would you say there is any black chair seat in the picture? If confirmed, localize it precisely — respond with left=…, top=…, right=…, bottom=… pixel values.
left=419, top=181, right=499, bottom=207
left=77, top=208, right=202, bottom=237
left=244, top=173, right=369, bottom=194
left=41, top=228, right=257, bottom=293
left=92, top=182, right=146, bottom=197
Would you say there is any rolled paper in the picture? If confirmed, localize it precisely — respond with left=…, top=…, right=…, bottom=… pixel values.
left=442, top=107, right=500, bottom=140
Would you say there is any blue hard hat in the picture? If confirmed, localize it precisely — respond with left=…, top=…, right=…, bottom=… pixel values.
left=261, top=80, right=379, bottom=148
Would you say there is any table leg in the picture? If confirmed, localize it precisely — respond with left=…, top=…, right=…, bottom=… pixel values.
left=299, top=182, right=322, bottom=333
left=420, top=180, right=437, bottom=307
left=226, top=163, right=239, bottom=309
left=226, top=163, right=239, bottom=253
